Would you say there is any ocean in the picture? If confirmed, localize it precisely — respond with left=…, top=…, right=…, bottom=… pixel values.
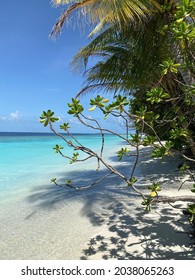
left=0, top=132, right=122, bottom=198
left=1, top=132, right=193, bottom=260
left=0, top=132, right=129, bottom=259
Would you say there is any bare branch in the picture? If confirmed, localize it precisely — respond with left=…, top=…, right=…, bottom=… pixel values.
left=182, top=153, right=195, bottom=163
left=80, top=113, right=105, bottom=170
left=178, top=179, right=193, bottom=191
left=53, top=172, right=113, bottom=190
left=75, top=172, right=113, bottom=190
left=153, top=196, right=195, bottom=204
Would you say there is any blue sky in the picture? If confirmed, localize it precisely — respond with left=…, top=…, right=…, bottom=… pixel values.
left=0, top=0, right=123, bottom=133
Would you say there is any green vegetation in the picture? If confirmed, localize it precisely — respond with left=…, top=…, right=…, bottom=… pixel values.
left=42, top=0, right=195, bottom=227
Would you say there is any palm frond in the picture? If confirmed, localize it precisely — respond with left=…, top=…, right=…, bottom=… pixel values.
left=50, top=0, right=94, bottom=38
left=50, top=0, right=150, bottom=38
left=72, top=14, right=174, bottom=96
left=75, top=82, right=122, bottom=98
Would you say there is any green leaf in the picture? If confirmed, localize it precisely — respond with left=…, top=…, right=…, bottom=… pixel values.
left=191, top=184, right=195, bottom=193
left=186, top=204, right=195, bottom=222
left=51, top=178, right=57, bottom=183
left=89, top=95, right=108, bottom=108
left=152, top=146, right=168, bottom=158
left=143, top=135, right=157, bottom=146
left=146, top=87, right=169, bottom=104
left=160, top=58, right=181, bottom=75
left=141, top=198, right=152, bottom=211
left=65, top=179, right=72, bottom=184
left=128, top=177, right=138, bottom=186
left=60, top=122, right=71, bottom=131
left=147, top=182, right=161, bottom=192
left=44, top=120, right=49, bottom=127
left=68, top=99, right=84, bottom=117
left=129, top=133, right=141, bottom=144
left=70, top=152, right=79, bottom=164
left=117, top=147, right=130, bottom=160
left=53, top=144, right=64, bottom=153
left=104, top=95, right=129, bottom=113
left=170, top=128, right=188, bottom=139
left=40, top=110, right=59, bottom=127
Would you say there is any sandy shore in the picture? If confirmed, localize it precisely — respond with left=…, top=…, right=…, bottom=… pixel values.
left=0, top=144, right=194, bottom=259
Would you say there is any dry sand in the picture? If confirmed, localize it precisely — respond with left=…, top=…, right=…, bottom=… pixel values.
left=0, top=145, right=194, bottom=259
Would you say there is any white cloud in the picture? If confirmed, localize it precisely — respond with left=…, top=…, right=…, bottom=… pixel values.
left=10, top=110, right=22, bottom=120
left=0, top=110, right=22, bottom=122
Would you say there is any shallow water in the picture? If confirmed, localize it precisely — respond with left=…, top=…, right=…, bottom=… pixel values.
left=0, top=132, right=125, bottom=259
left=0, top=133, right=121, bottom=197
left=0, top=133, right=194, bottom=260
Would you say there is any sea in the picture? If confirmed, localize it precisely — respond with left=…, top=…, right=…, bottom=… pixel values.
left=0, top=132, right=128, bottom=259
left=1, top=132, right=193, bottom=260
left=0, top=132, right=123, bottom=198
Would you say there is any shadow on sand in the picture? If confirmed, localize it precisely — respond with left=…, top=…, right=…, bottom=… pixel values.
left=27, top=147, right=195, bottom=259
left=80, top=202, right=195, bottom=259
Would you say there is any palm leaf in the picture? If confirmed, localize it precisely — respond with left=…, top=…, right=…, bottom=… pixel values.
left=71, top=14, right=173, bottom=97
left=50, top=0, right=151, bottom=38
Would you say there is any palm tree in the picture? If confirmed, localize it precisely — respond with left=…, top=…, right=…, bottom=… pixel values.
left=70, top=13, right=172, bottom=97
left=50, top=1, right=194, bottom=87
left=50, top=0, right=152, bottom=38
left=50, top=0, right=195, bottom=159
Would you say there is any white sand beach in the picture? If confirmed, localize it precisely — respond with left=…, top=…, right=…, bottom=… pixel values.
left=0, top=144, right=194, bottom=260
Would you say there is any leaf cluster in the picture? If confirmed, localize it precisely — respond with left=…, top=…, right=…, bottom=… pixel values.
left=88, top=95, right=109, bottom=111
left=60, top=122, right=71, bottom=131
left=117, top=147, right=130, bottom=161
left=160, top=58, right=181, bottom=75
left=53, top=144, right=64, bottom=153
left=186, top=203, right=195, bottom=222
left=146, top=87, right=169, bottom=104
left=40, top=0, right=195, bottom=227
left=104, top=95, right=130, bottom=115
left=151, top=141, right=175, bottom=158
left=40, top=110, right=59, bottom=127
left=68, top=98, right=84, bottom=117
left=70, top=152, right=79, bottom=164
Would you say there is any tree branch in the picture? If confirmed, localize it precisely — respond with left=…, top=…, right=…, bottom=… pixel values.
left=153, top=196, right=195, bottom=204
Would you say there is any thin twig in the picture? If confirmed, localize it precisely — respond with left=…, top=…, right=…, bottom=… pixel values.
left=178, top=179, right=192, bottom=191
left=80, top=113, right=105, bottom=170
left=53, top=172, right=113, bottom=190
left=153, top=196, right=195, bottom=203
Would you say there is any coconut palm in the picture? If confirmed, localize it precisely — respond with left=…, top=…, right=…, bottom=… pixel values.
left=70, top=13, right=173, bottom=96
left=50, top=0, right=195, bottom=158
left=50, top=0, right=153, bottom=38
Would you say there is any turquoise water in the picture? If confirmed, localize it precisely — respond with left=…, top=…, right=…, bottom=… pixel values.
left=0, top=132, right=121, bottom=196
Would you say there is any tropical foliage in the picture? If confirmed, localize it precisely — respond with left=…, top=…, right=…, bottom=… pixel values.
left=68, top=0, right=194, bottom=160
left=51, top=0, right=150, bottom=38
left=41, top=0, right=195, bottom=227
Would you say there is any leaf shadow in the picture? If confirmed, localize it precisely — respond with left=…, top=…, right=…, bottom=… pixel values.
left=26, top=146, right=195, bottom=259
left=80, top=202, right=195, bottom=260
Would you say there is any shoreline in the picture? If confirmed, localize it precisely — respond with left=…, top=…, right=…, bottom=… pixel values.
left=0, top=186, right=194, bottom=260
left=0, top=144, right=194, bottom=260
